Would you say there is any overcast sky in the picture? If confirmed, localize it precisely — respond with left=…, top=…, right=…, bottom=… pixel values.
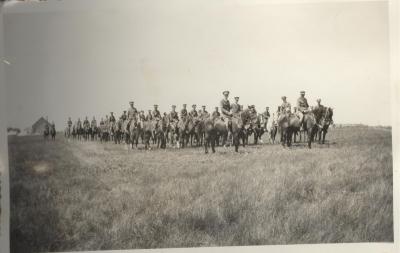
left=3, top=0, right=390, bottom=129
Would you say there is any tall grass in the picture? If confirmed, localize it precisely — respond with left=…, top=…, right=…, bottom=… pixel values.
left=8, top=126, right=393, bottom=252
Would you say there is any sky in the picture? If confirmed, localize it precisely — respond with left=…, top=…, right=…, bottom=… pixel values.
left=3, top=0, right=391, bottom=129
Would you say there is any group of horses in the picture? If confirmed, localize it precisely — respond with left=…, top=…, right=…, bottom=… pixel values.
left=63, top=106, right=333, bottom=153
left=43, top=124, right=56, bottom=141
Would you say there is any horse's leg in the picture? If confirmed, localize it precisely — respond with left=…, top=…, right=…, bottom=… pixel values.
left=307, top=129, right=313, bottom=149
left=322, top=130, right=327, bottom=144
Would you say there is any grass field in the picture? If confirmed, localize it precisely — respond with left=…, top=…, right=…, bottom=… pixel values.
left=8, top=126, right=393, bottom=252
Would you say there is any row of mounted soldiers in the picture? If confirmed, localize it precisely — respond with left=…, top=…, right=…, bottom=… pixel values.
left=64, top=90, right=332, bottom=151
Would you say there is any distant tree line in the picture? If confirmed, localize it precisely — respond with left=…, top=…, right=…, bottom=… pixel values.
left=7, top=127, right=21, bottom=134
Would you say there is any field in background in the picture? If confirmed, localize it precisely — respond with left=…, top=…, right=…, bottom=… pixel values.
left=8, top=126, right=393, bottom=252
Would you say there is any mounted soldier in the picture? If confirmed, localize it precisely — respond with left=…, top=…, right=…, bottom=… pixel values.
left=109, top=112, right=116, bottom=123
left=76, top=118, right=82, bottom=129
left=169, top=105, right=179, bottom=122
left=67, top=117, right=73, bottom=128
left=189, top=104, right=198, bottom=118
left=127, top=101, right=138, bottom=119
left=212, top=107, right=220, bottom=119
left=280, top=96, right=291, bottom=115
left=220, top=90, right=232, bottom=129
left=91, top=116, right=97, bottom=128
left=261, top=107, right=270, bottom=130
left=139, top=110, right=146, bottom=122
left=296, top=90, right=309, bottom=126
left=200, top=105, right=210, bottom=120
left=231, top=96, right=241, bottom=117
left=121, top=111, right=127, bottom=121
left=152, top=105, right=161, bottom=120
left=146, top=110, right=153, bottom=121
left=83, top=116, right=90, bottom=128
left=180, top=104, right=188, bottom=120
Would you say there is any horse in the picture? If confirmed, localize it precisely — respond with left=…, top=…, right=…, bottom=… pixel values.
left=99, top=124, right=109, bottom=143
left=43, top=126, right=50, bottom=141
left=269, top=120, right=278, bottom=144
left=167, top=120, right=180, bottom=148
left=129, top=119, right=141, bottom=149
left=246, top=115, right=265, bottom=145
left=316, top=107, right=334, bottom=144
left=83, top=124, right=91, bottom=141
left=50, top=125, right=56, bottom=140
left=141, top=119, right=158, bottom=150
left=71, top=125, right=77, bottom=140
left=194, top=118, right=205, bottom=147
left=76, top=124, right=83, bottom=141
left=177, top=117, right=189, bottom=148
left=112, top=120, right=124, bottom=144
left=122, top=119, right=131, bottom=145
left=90, top=125, right=98, bottom=141
left=278, top=111, right=318, bottom=148
left=204, top=111, right=250, bottom=153
left=154, top=118, right=168, bottom=149
left=64, top=126, right=71, bottom=139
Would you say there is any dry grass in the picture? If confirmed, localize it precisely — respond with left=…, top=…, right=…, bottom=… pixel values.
left=8, top=126, right=393, bottom=252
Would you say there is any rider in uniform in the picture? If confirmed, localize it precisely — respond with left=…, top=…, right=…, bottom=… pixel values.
left=180, top=104, right=188, bottom=120
left=139, top=110, right=146, bottom=121
left=189, top=104, right=198, bottom=118
left=231, top=96, right=241, bottom=117
left=296, top=91, right=309, bottom=126
left=91, top=117, right=97, bottom=128
left=83, top=117, right=90, bottom=128
left=121, top=111, right=127, bottom=121
left=280, top=96, right=291, bottom=115
left=220, top=90, right=232, bottom=131
left=67, top=117, right=73, bottom=128
left=169, top=105, right=179, bottom=122
left=76, top=118, right=82, bottom=129
left=146, top=110, right=153, bottom=121
left=261, top=107, right=270, bottom=130
left=127, top=101, right=138, bottom=119
left=152, top=105, right=161, bottom=120
left=109, top=112, right=116, bottom=123
left=200, top=105, right=210, bottom=119
left=212, top=107, right=220, bottom=119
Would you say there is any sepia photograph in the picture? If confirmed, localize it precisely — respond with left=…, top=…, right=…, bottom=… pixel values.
left=1, top=0, right=396, bottom=252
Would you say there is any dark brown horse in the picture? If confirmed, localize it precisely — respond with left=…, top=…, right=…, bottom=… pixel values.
left=141, top=120, right=158, bottom=150
left=204, top=111, right=250, bottom=153
left=278, top=112, right=318, bottom=148
left=129, top=119, right=141, bottom=149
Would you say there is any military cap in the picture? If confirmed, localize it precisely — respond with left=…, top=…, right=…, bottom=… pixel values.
left=123, top=110, right=126, bottom=113
left=266, top=106, right=269, bottom=109
left=300, top=90, right=305, bottom=94
left=129, top=101, right=134, bottom=104
left=183, top=104, right=187, bottom=106
left=202, top=105, right=206, bottom=108
left=215, top=107, right=219, bottom=109
left=223, top=90, right=230, bottom=95
left=316, top=98, right=321, bottom=103
left=154, top=104, right=158, bottom=107
left=172, top=105, right=176, bottom=108
left=281, top=96, right=287, bottom=99
left=110, top=112, right=113, bottom=114
left=192, top=104, right=197, bottom=107
left=234, top=96, right=239, bottom=99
